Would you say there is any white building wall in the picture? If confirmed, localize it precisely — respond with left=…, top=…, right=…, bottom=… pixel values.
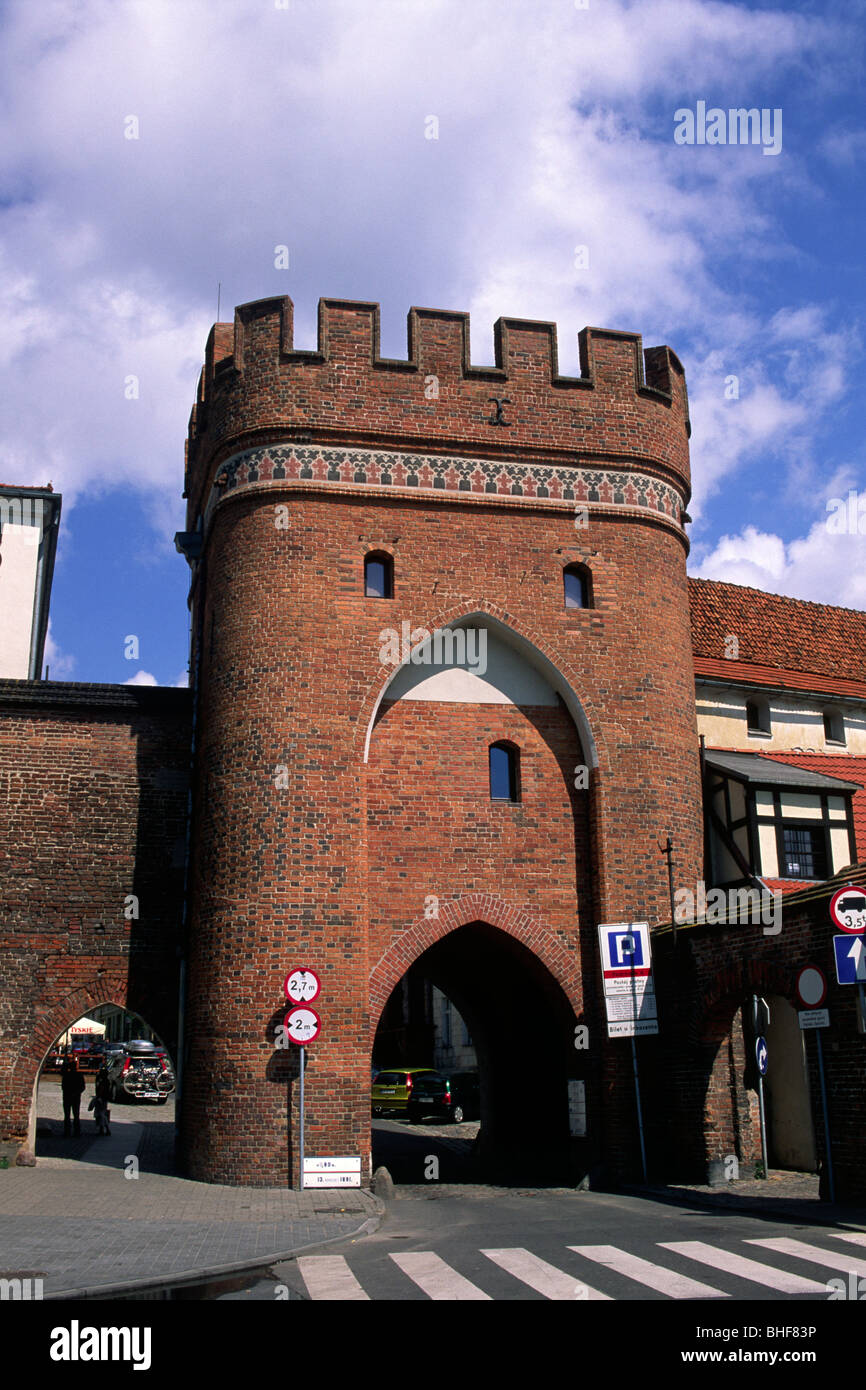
left=0, top=524, right=40, bottom=678
left=696, top=685, right=866, bottom=755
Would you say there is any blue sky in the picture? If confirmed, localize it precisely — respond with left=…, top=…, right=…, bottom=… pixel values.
left=1, top=0, right=864, bottom=685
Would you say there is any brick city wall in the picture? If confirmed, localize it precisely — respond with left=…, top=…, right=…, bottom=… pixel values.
left=2, top=295, right=862, bottom=1194
left=0, top=681, right=190, bottom=1160
left=648, top=884, right=866, bottom=1200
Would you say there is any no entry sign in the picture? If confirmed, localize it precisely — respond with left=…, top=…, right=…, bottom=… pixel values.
left=795, top=965, right=827, bottom=1009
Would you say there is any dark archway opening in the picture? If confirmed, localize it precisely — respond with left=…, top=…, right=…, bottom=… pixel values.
left=372, top=921, right=582, bottom=1186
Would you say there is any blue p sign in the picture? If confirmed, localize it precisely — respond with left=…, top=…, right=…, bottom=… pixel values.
left=611, top=930, right=644, bottom=968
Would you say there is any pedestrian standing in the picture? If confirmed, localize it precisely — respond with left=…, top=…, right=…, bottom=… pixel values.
left=89, top=1065, right=112, bottom=1134
left=60, top=1056, right=85, bottom=1137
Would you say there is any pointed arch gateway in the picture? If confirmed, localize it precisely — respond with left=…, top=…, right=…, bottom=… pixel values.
left=370, top=903, right=590, bottom=1183
left=8, top=977, right=176, bottom=1162
left=369, top=893, right=583, bottom=1026
left=7, top=977, right=128, bottom=1158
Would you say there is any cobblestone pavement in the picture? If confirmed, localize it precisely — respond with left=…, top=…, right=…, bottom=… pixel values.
left=34, top=1075, right=176, bottom=1173
left=0, top=1078, right=381, bottom=1298
left=669, top=1170, right=822, bottom=1201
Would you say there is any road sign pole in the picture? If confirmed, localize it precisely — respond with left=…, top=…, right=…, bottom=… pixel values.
left=299, top=1044, right=305, bottom=1191
left=628, top=932, right=648, bottom=1182
left=814, top=1027, right=835, bottom=1204
left=283, top=965, right=322, bottom=1192
left=752, top=997, right=770, bottom=1178
left=756, top=1069, right=769, bottom=1178
left=630, top=1033, right=648, bottom=1183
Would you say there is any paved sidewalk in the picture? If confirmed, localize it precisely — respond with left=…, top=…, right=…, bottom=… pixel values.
left=0, top=1125, right=382, bottom=1298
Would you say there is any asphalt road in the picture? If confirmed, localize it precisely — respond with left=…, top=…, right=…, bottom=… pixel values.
left=33, top=1097, right=866, bottom=1316
left=143, top=1182, right=866, bottom=1304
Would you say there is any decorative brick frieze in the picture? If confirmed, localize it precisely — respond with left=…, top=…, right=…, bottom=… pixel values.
left=205, top=444, right=686, bottom=536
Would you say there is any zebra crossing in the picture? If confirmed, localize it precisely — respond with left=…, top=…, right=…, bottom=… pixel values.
left=292, top=1230, right=865, bottom=1300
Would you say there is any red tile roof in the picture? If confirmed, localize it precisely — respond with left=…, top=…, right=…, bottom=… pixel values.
left=689, top=578, right=866, bottom=686
left=758, top=752, right=866, bottom=863
left=761, top=877, right=822, bottom=896
left=693, top=656, right=866, bottom=700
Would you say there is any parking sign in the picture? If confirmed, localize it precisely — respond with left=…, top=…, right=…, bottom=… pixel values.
left=598, top=922, right=652, bottom=984
left=598, top=922, right=658, bottom=1036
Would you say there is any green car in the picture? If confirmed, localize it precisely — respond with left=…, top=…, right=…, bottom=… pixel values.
left=371, top=1068, right=464, bottom=1123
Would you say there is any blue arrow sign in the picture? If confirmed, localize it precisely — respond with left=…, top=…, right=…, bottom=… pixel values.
left=756, top=1037, right=768, bottom=1075
left=834, top=933, right=866, bottom=984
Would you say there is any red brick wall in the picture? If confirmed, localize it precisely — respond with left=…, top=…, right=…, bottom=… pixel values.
left=180, top=481, right=703, bottom=1183
left=367, top=699, right=591, bottom=975
left=3, top=297, right=862, bottom=1195
left=0, top=682, right=190, bottom=1159
left=649, top=889, right=866, bottom=1199
left=184, top=296, right=691, bottom=521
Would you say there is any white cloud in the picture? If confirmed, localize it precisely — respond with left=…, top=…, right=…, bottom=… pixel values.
left=0, top=0, right=846, bottom=510
left=43, top=620, right=75, bottom=680
left=691, top=518, right=866, bottom=610
left=684, top=308, right=857, bottom=517
left=818, top=126, right=866, bottom=166
left=123, top=669, right=158, bottom=686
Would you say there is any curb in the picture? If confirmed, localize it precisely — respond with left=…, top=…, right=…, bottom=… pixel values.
left=43, top=1205, right=385, bottom=1301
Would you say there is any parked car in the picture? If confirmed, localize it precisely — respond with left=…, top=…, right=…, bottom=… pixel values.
left=67, top=1035, right=97, bottom=1068
left=371, top=1068, right=466, bottom=1123
left=84, top=1040, right=126, bottom=1072
left=104, top=1040, right=175, bottom=1103
left=447, top=1071, right=480, bottom=1122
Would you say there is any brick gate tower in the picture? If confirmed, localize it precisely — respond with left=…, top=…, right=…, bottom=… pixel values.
left=178, top=295, right=703, bottom=1187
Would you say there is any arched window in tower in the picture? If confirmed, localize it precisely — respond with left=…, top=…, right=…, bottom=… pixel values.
left=563, top=564, right=591, bottom=609
left=364, top=552, right=393, bottom=598
left=489, top=741, right=520, bottom=803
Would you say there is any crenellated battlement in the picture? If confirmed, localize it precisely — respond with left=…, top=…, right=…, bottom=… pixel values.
left=185, top=295, right=691, bottom=522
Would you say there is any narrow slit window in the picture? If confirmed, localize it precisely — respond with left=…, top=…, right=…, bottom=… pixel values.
left=563, top=565, right=590, bottom=609
left=364, top=552, right=393, bottom=598
left=489, top=742, right=519, bottom=802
